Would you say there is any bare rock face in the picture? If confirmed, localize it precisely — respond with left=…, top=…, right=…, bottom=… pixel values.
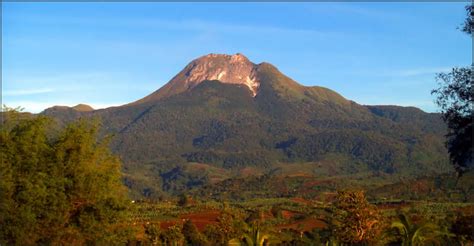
left=174, top=53, right=259, bottom=96
left=130, top=53, right=262, bottom=105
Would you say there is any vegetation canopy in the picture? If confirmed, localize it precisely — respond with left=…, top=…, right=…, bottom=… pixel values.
left=0, top=109, right=130, bottom=245
left=432, top=4, right=473, bottom=176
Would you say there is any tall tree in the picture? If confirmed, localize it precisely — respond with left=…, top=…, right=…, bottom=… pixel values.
left=182, top=220, right=209, bottom=246
left=331, top=190, right=383, bottom=244
left=432, top=5, right=473, bottom=176
left=0, top=110, right=130, bottom=245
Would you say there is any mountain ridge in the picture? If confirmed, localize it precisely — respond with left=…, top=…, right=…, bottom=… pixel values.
left=40, top=53, right=451, bottom=198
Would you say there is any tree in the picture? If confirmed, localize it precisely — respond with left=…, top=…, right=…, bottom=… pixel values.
left=461, top=5, right=473, bottom=34
left=0, top=110, right=130, bottom=245
left=204, top=209, right=246, bottom=245
left=450, top=213, right=474, bottom=244
left=177, top=193, right=189, bottom=207
left=145, top=222, right=162, bottom=245
left=160, top=224, right=185, bottom=246
left=432, top=5, right=473, bottom=176
left=182, top=220, right=209, bottom=246
left=330, top=190, right=383, bottom=244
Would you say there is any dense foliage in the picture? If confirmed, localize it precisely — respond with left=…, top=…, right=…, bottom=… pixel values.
left=0, top=110, right=130, bottom=245
left=43, top=64, right=451, bottom=199
left=431, top=4, right=473, bottom=176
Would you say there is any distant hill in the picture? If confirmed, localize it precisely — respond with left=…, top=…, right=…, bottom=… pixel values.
left=72, top=104, right=94, bottom=111
left=41, top=53, right=452, bottom=199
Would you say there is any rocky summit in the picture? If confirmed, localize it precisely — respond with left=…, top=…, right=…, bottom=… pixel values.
left=178, top=53, right=259, bottom=96
left=132, top=53, right=260, bottom=105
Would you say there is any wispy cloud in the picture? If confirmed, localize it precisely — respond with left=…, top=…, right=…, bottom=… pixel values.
left=352, top=66, right=455, bottom=78
left=12, top=13, right=338, bottom=40
left=395, top=67, right=453, bottom=77
left=3, top=101, right=125, bottom=113
left=4, top=71, right=158, bottom=92
left=3, top=71, right=159, bottom=113
left=4, top=88, right=54, bottom=96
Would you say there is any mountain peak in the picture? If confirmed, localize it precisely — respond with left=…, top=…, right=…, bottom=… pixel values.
left=72, top=104, right=94, bottom=111
left=130, top=53, right=261, bottom=105
left=180, top=53, right=259, bottom=96
left=199, top=53, right=250, bottom=62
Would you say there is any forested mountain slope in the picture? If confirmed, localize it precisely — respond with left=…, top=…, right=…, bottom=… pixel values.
left=42, top=53, right=451, bottom=198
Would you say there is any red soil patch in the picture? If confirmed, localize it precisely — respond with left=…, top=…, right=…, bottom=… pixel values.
left=139, top=210, right=221, bottom=232
left=179, top=210, right=221, bottom=231
left=281, top=210, right=303, bottom=220
left=302, top=179, right=332, bottom=188
left=291, top=197, right=311, bottom=205
left=277, top=218, right=326, bottom=232
left=159, top=220, right=179, bottom=230
left=457, top=205, right=474, bottom=215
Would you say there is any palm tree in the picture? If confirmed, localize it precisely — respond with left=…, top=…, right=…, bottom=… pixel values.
left=228, top=223, right=269, bottom=246
left=389, top=213, right=453, bottom=246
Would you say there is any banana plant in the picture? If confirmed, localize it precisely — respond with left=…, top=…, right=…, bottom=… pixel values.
left=389, top=213, right=453, bottom=246
left=228, top=223, right=269, bottom=246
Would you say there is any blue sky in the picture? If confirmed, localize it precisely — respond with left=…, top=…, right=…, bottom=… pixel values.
left=2, top=2, right=471, bottom=113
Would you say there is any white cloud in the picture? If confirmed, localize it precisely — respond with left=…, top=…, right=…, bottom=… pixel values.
left=4, top=88, right=54, bottom=96
left=2, top=71, right=161, bottom=114
left=3, top=101, right=126, bottom=113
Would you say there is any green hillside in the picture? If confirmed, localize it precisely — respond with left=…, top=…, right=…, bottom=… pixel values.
left=41, top=54, right=452, bottom=199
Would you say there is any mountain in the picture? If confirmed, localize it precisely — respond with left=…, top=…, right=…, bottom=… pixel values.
left=72, top=104, right=94, bottom=111
left=131, top=53, right=259, bottom=104
left=42, top=53, right=451, bottom=198
left=43, top=103, right=94, bottom=112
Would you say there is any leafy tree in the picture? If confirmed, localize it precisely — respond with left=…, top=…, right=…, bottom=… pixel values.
left=331, top=190, right=383, bottom=244
left=160, top=224, right=185, bottom=246
left=450, top=213, right=474, bottom=244
left=178, top=193, right=190, bottom=207
left=203, top=224, right=223, bottom=245
left=389, top=213, right=452, bottom=246
left=145, top=222, right=162, bottom=245
left=0, top=110, right=130, bottom=245
left=204, top=210, right=246, bottom=245
left=432, top=5, right=473, bottom=176
left=182, top=219, right=209, bottom=246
